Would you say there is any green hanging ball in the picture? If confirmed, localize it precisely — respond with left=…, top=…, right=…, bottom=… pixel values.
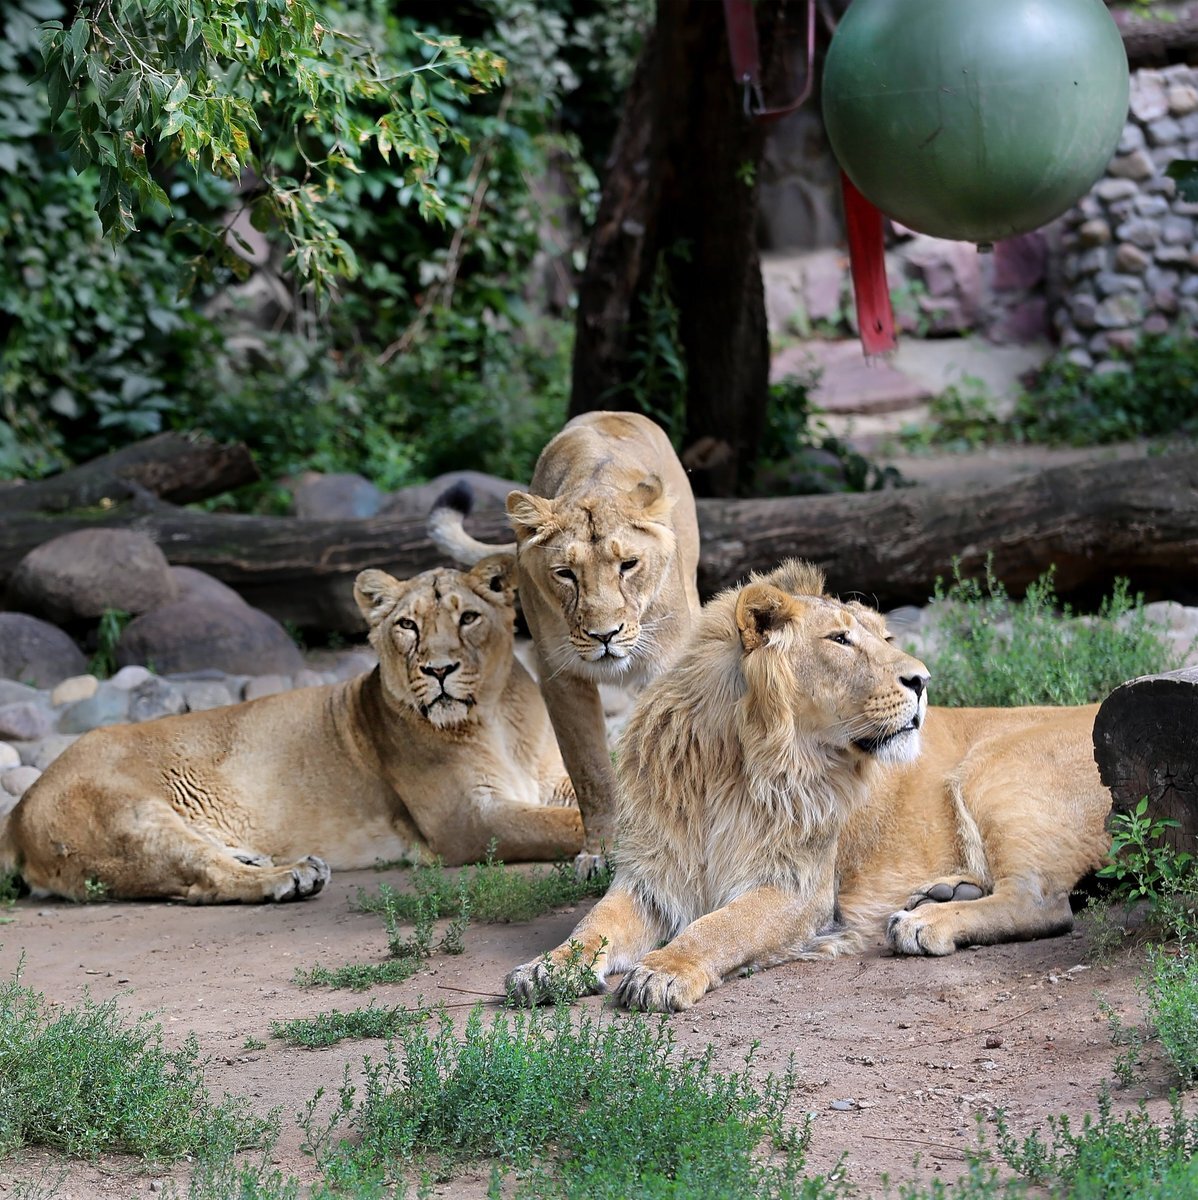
left=822, top=0, right=1130, bottom=244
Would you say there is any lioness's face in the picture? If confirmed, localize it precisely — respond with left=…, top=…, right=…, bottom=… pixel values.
left=507, top=481, right=677, bottom=681
left=354, top=557, right=516, bottom=729
left=736, top=563, right=930, bottom=766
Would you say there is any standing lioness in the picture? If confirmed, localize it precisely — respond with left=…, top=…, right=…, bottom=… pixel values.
left=507, top=560, right=1112, bottom=1012
left=430, top=411, right=700, bottom=869
left=2, top=558, right=582, bottom=903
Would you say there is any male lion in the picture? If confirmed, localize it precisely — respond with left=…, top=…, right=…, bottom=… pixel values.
left=1, top=558, right=582, bottom=903
left=429, top=411, right=700, bottom=870
left=506, top=559, right=1112, bottom=1012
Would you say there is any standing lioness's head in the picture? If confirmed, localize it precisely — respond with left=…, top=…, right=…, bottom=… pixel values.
left=354, top=556, right=517, bottom=729
left=506, top=477, right=678, bottom=681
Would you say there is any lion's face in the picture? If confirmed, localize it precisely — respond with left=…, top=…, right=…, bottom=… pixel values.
left=734, top=561, right=930, bottom=767
left=354, top=557, right=517, bottom=729
left=507, top=479, right=678, bottom=681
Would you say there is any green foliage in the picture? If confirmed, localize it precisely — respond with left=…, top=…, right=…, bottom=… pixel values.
left=505, top=937, right=607, bottom=1006
left=1098, top=798, right=1195, bottom=911
left=1145, top=947, right=1198, bottom=1087
left=308, top=1003, right=828, bottom=1198
left=0, top=966, right=271, bottom=1159
left=918, top=560, right=1179, bottom=707
left=898, top=377, right=1008, bottom=453
left=996, top=1088, right=1198, bottom=1195
left=351, top=847, right=612, bottom=926
left=88, top=606, right=132, bottom=678
left=271, top=1004, right=429, bottom=1049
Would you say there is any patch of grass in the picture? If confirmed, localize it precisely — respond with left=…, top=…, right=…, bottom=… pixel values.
left=351, top=849, right=612, bottom=926
left=306, top=1003, right=832, bottom=1198
left=1145, top=947, right=1198, bottom=1087
left=0, top=966, right=271, bottom=1159
left=917, top=559, right=1179, bottom=708
left=996, top=1087, right=1198, bottom=1194
left=897, top=377, right=1008, bottom=454
left=271, top=1004, right=429, bottom=1049
left=87, top=607, right=131, bottom=679
left=0, top=869, right=23, bottom=905
left=242, top=1036, right=266, bottom=1052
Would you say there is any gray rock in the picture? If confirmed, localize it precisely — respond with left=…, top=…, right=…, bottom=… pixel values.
left=1095, top=272, right=1143, bottom=295
left=1169, top=85, right=1198, bottom=115
left=116, top=598, right=305, bottom=677
left=1, top=765, right=40, bottom=799
left=289, top=471, right=384, bottom=520
left=243, top=675, right=292, bottom=701
left=107, top=665, right=154, bottom=691
left=1093, top=178, right=1139, bottom=203
left=0, top=680, right=42, bottom=708
left=1113, top=244, right=1150, bottom=274
left=7, top=528, right=177, bottom=624
left=1130, top=72, right=1168, bottom=122
left=1132, top=193, right=1170, bottom=217
left=27, top=734, right=80, bottom=771
left=292, top=669, right=326, bottom=690
left=128, top=677, right=187, bottom=723
left=0, top=613, right=87, bottom=688
left=1154, top=244, right=1192, bottom=265
left=0, top=702, right=54, bottom=742
left=1094, top=294, right=1145, bottom=329
left=1064, top=348, right=1094, bottom=369
left=0, top=742, right=19, bottom=771
left=1108, top=150, right=1155, bottom=181
left=1115, top=218, right=1160, bottom=249
left=1148, top=116, right=1183, bottom=146
left=1161, top=215, right=1194, bottom=245
left=57, top=686, right=131, bottom=735
left=380, top=470, right=525, bottom=520
left=181, top=680, right=236, bottom=712
left=1143, top=313, right=1172, bottom=335
left=170, top=566, right=247, bottom=609
left=1069, top=293, right=1099, bottom=329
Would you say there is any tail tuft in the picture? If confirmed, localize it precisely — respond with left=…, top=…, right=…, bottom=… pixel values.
left=427, top=481, right=515, bottom=565
left=432, top=479, right=475, bottom=519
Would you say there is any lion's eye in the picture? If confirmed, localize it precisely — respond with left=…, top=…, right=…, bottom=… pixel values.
left=398, top=617, right=418, bottom=633
left=460, top=611, right=480, bottom=627
left=554, top=567, right=577, bottom=584
left=620, top=558, right=639, bottom=573
left=826, top=630, right=851, bottom=646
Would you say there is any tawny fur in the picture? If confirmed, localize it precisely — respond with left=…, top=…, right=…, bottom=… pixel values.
left=428, top=411, right=700, bottom=866
left=1, top=557, right=582, bottom=904
left=506, top=559, right=1112, bottom=1013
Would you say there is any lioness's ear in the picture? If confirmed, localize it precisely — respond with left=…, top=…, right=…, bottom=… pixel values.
left=354, top=569, right=402, bottom=626
left=469, top=553, right=517, bottom=604
left=735, top=582, right=804, bottom=652
left=763, top=558, right=826, bottom=598
left=632, top=474, right=676, bottom=521
left=506, top=492, right=558, bottom=543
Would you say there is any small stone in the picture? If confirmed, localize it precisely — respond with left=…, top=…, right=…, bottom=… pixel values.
left=1069, top=293, right=1099, bottom=330
left=1143, top=314, right=1171, bottom=336
left=1076, top=219, right=1111, bottom=247
left=1148, top=116, right=1183, bottom=146
left=181, top=681, right=236, bottom=713
left=1094, top=271, right=1143, bottom=295
left=1118, top=123, right=1147, bottom=154
left=1076, top=247, right=1107, bottom=275
left=50, top=675, right=99, bottom=707
left=57, top=686, right=131, bottom=735
left=1132, top=193, right=1170, bottom=217
left=1113, top=244, right=1150, bottom=273
left=1093, top=178, right=1139, bottom=203
left=28, top=734, right=79, bottom=771
left=108, top=665, right=154, bottom=691
left=243, top=675, right=291, bottom=701
left=1130, top=72, right=1168, bottom=122
left=1, top=765, right=41, bottom=798
left=1154, top=244, right=1192, bottom=264
left=0, top=702, right=54, bottom=742
left=128, top=677, right=186, bottom=723
left=1151, top=288, right=1178, bottom=315
left=829, top=1099, right=856, bottom=1111
left=292, top=669, right=326, bottom=690
left=1115, top=218, right=1160, bottom=249
left=1161, top=215, right=1194, bottom=245
left=0, top=742, right=19, bottom=771
left=1108, top=150, right=1155, bottom=181
left=1064, top=348, right=1094, bottom=369
left=1169, top=84, right=1198, bottom=115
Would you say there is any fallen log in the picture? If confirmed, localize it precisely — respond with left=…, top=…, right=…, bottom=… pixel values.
left=0, top=432, right=259, bottom=513
left=1093, top=667, right=1198, bottom=855
left=3, top=449, right=1198, bottom=632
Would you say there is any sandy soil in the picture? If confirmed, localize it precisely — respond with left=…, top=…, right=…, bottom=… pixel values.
left=0, top=870, right=1176, bottom=1199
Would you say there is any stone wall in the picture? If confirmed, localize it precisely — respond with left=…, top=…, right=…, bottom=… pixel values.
left=1049, top=65, right=1198, bottom=369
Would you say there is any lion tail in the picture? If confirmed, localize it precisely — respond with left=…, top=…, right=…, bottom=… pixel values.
left=427, top=481, right=516, bottom=566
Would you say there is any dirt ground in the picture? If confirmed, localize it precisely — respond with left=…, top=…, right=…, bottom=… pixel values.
left=0, top=870, right=1180, bottom=1199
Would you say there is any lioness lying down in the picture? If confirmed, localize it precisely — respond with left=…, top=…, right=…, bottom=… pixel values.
left=507, top=560, right=1112, bottom=1012
left=2, top=558, right=582, bottom=903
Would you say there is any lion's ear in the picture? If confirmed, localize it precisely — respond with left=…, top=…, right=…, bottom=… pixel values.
left=354, top=569, right=403, bottom=626
left=469, top=553, right=517, bottom=604
left=506, top=492, right=558, bottom=543
left=735, top=582, right=804, bottom=652
left=632, top=474, right=676, bottom=521
left=763, top=558, right=826, bottom=598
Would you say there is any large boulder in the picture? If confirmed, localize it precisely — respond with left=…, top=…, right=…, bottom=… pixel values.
left=115, top=597, right=305, bottom=677
left=289, top=471, right=384, bottom=520
left=170, top=565, right=248, bottom=608
left=380, top=470, right=524, bottom=520
left=7, top=529, right=178, bottom=624
left=0, top=612, right=88, bottom=687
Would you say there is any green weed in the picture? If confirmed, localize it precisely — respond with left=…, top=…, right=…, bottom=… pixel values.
left=271, top=1004, right=430, bottom=1049
left=918, top=560, right=1178, bottom=707
left=0, top=966, right=271, bottom=1159
left=1144, top=947, right=1198, bottom=1087
left=88, top=607, right=131, bottom=680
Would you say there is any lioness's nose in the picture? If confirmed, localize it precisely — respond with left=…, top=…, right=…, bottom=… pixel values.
left=586, top=625, right=623, bottom=645
left=902, top=672, right=927, bottom=699
left=420, top=662, right=460, bottom=681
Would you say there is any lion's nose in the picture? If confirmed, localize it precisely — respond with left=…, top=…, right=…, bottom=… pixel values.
left=420, top=662, right=460, bottom=682
left=585, top=625, right=624, bottom=646
left=902, top=672, right=927, bottom=699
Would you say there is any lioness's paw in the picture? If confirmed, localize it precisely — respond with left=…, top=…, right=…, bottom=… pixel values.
left=613, top=965, right=702, bottom=1013
left=504, top=961, right=553, bottom=1007
left=904, top=878, right=985, bottom=910
left=886, top=909, right=957, bottom=956
left=573, top=849, right=608, bottom=881
left=270, top=855, right=331, bottom=902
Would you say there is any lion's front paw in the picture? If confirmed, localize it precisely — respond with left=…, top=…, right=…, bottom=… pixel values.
left=270, top=855, right=331, bottom=902
left=504, top=955, right=605, bottom=1007
left=613, top=963, right=705, bottom=1013
left=886, top=909, right=957, bottom=956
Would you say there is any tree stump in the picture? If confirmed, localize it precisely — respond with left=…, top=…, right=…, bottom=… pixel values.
left=1093, top=667, right=1198, bottom=855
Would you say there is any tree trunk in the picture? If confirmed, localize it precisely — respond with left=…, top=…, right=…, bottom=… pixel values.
left=569, top=0, right=785, bottom=497
left=6, top=449, right=1198, bottom=633
left=1093, top=667, right=1198, bottom=855
left=0, top=432, right=258, bottom=513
